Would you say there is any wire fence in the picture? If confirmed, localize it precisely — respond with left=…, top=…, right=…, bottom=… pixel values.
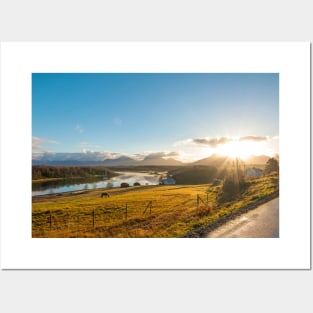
left=32, top=193, right=215, bottom=238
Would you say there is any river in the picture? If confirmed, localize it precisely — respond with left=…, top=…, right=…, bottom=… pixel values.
left=32, top=171, right=164, bottom=196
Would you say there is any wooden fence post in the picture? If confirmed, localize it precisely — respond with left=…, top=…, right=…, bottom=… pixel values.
left=76, top=215, right=79, bottom=238
left=143, top=200, right=153, bottom=215
left=125, top=203, right=128, bottom=220
left=49, top=210, right=52, bottom=232
left=93, top=208, right=95, bottom=229
left=67, top=213, right=70, bottom=236
left=197, top=195, right=199, bottom=210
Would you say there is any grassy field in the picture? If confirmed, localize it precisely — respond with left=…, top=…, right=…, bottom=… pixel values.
left=32, top=175, right=279, bottom=238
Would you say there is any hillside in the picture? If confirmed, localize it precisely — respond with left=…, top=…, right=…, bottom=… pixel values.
left=169, top=165, right=218, bottom=184
left=193, top=154, right=232, bottom=167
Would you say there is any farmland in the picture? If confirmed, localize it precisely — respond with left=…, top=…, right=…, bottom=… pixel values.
left=32, top=174, right=279, bottom=238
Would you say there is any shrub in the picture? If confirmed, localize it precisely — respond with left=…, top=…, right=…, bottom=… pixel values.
left=218, top=170, right=245, bottom=203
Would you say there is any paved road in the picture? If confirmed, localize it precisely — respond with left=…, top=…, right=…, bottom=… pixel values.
left=206, top=197, right=279, bottom=238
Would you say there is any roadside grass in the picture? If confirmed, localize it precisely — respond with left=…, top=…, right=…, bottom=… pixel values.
left=32, top=175, right=278, bottom=238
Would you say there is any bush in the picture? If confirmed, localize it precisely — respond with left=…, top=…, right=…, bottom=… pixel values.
left=218, top=172, right=245, bottom=203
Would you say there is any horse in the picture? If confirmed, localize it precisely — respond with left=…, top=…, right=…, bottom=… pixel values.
left=100, top=192, right=110, bottom=198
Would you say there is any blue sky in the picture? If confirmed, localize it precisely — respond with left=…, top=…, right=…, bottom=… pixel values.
left=32, top=73, right=279, bottom=162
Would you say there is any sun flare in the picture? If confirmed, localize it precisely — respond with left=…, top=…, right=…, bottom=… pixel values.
left=217, top=140, right=263, bottom=159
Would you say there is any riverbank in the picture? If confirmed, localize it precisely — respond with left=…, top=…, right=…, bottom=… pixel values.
left=32, top=170, right=163, bottom=196
left=32, top=177, right=65, bottom=183
left=32, top=175, right=105, bottom=185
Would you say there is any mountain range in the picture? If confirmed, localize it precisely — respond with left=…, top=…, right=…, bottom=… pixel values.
left=193, top=154, right=271, bottom=167
left=32, top=152, right=273, bottom=167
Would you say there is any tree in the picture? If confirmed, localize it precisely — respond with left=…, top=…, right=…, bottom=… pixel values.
left=264, top=158, right=279, bottom=175
left=218, top=159, right=246, bottom=203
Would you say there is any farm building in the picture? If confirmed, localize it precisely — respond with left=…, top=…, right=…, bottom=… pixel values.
left=160, top=177, right=176, bottom=185
left=246, top=167, right=263, bottom=178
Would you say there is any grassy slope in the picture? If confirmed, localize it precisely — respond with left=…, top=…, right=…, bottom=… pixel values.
left=32, top=175, right=279, bottom=238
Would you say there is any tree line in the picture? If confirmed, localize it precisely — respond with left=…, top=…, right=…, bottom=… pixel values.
left=32, top=165, right=117, bottom=180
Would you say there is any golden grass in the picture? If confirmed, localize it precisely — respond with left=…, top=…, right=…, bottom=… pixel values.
left=32, top=175, right=278, bottom=238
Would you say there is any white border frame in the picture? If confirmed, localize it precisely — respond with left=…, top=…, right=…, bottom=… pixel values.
left=0, top=42, right=310, bottom=269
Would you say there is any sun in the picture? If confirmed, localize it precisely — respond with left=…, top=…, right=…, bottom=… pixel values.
left=217, top=140, right=260, bottom=159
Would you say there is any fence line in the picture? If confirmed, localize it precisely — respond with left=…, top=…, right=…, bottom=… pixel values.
left=143, top=200, right=152, bottom=215
left=197, top=194, right=213, bottom=212
left=33, top=194, right=214, bottom=237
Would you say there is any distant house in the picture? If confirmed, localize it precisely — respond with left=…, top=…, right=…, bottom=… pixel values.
left=246, top=168, right=263, bottom=178
left=160, top=177, right=176, bottom=185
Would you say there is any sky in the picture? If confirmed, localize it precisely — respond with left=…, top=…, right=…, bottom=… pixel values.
left=32, top=73, right=279, bottom=162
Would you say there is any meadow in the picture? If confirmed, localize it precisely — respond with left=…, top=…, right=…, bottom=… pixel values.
left=32, top=174, right=279, bottom=238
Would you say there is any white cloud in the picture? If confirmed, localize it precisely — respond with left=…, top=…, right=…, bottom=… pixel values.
left=175, top=135, right=270, bottom=148
left=81, top=148, right=94, bottom=154
left=238, top=136, right=268, bottom=142
left=192, top=137, right=232, bottom=147
left=172, top=135, right=279, bottom=162
left=173, top=139, right=193, bottom=147
left=32, top=136, right=58, bottom=152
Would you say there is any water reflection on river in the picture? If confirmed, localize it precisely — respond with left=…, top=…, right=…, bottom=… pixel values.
left=32, top=171, right=163, bottom=196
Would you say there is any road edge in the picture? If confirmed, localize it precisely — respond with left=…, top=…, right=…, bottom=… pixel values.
left=183, top=191, right=279, bottom=238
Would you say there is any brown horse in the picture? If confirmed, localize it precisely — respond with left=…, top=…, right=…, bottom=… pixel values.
left=100, top=192, right=110, bottom=198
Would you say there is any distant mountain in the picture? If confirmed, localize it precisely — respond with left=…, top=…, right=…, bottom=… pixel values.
left=32, top=151, right=271, bottom=167
left=192, top=154, right=232, bottom=167
left=102, top=156, right=138, bottom=167
left=32, top=153, right=183, bottom=167
left=139, top=157, right=183, bottom=166
left=103, top=156, right=183, bottom=166
left=193, top=154, right=272, bottom=167
left=32, top=152, right=107, bottom=166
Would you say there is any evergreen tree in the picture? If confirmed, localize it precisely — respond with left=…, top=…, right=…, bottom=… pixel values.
left=264, top=158, right=279, bottom=175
